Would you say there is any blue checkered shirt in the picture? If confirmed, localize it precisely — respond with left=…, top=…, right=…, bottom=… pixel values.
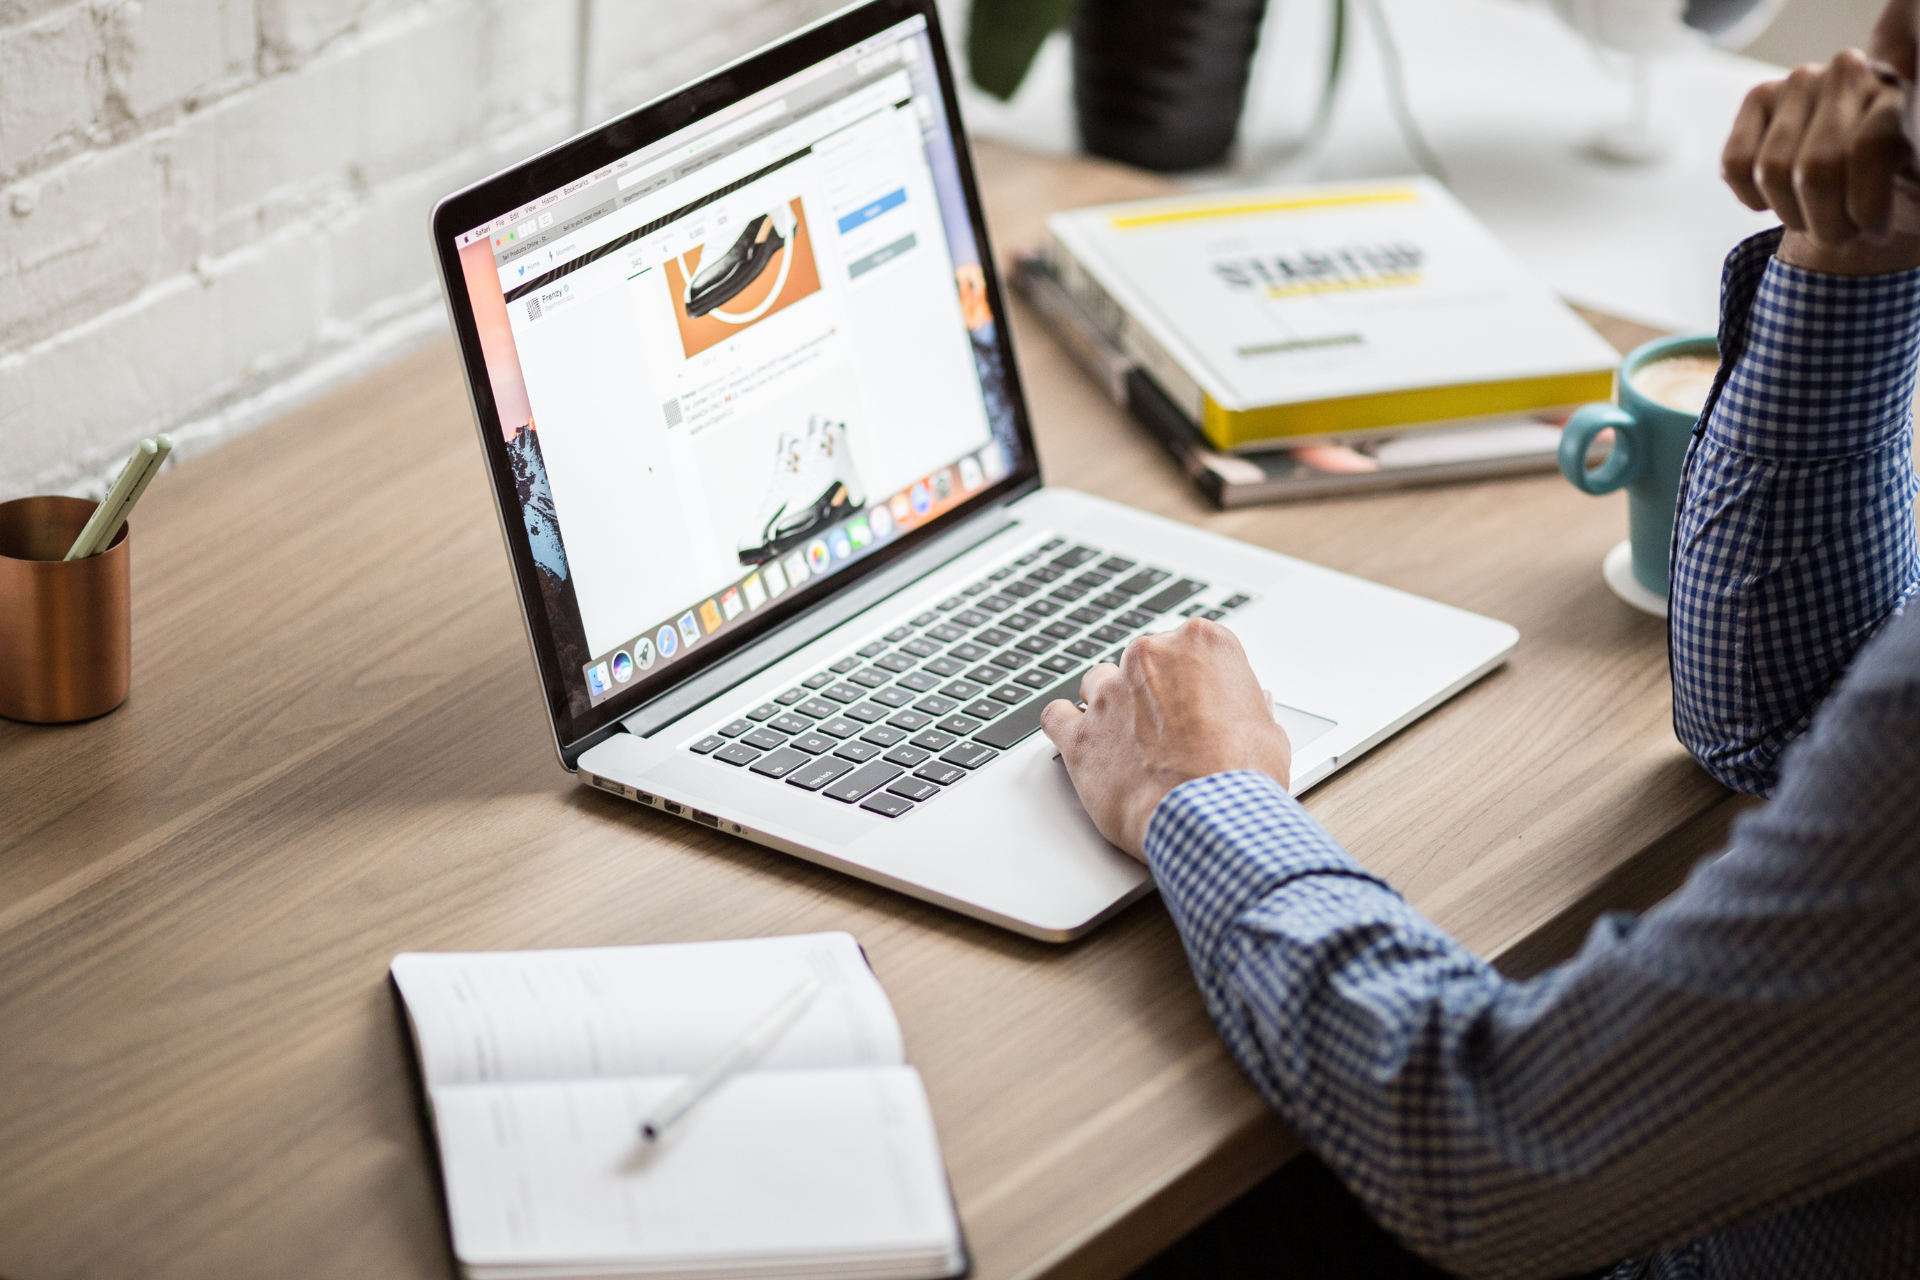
left=1145, top=229, right=1920, bottom=1280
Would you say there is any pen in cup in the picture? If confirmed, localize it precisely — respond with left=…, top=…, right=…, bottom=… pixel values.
left=66, top=435, right=172, bottom=560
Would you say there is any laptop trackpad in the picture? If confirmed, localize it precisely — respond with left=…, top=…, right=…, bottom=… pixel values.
left=1272, top=700, right=1337, bottom=753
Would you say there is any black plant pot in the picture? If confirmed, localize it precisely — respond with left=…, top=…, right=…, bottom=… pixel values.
left=1071, top=0, right=1270, bottom=172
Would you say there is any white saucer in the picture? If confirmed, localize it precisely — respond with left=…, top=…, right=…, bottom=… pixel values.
left=1603, top=539, right=1667, bottom=617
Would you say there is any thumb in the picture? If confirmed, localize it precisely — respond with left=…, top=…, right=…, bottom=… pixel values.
left=1040, top=697, right=1082, bottom=753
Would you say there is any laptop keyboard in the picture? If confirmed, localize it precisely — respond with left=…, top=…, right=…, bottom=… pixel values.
left=685, top=537, right=1254, bottom=819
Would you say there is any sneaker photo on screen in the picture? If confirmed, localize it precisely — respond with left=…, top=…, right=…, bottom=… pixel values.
left=737, top=414, right=867, bottom=566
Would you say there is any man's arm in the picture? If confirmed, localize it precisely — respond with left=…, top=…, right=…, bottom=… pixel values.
left=1045, top=620, right=1920, bottom=1280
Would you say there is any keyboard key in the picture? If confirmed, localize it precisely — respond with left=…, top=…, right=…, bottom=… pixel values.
left=941, top=679, right=985, bottom=700
left=870, top=686, right=915, bottom=708
left=966, top=665, right=1002, bottom=684
left=1115, top=568, right=1172, bottom=595
left=1052, top=545, right=1099, bottom=569
left=834, top=740, right=882, bottom=763
left=941, top=742, right=998, bottom=770
left=898, top=671, right=941, bottom=692
left=963, top=581, right=991, bottom=596
left=718, top=719, right=753, bottom=737
left=775, top=688, right=806, bottom=705
left=746, top=703, right=779, bottom=721
left=974, top=667, right=1090, bottom=751
left=923, top=656, right=966, bottom=677
left=972, top=629, right=1010, bottom=649
left=1027, top=565, right=1064, bottom=583
left=1016, top=551, right=1043, bottom=565
left=690, top=735, right=726, bottom=754
left=886, top=776, right=941, bottom=802
left=990, top=650, right=1032, bottom=670
left=844, top=702, right=888, bottom=724
left=1001, top=612, right=1037, bottom=631
left=787, top=757, right=855, bottom=791
left=1075, top=570, right=1114, bottom=589
left=1002, top=580, right=1037, bottom=598
left=822, top=682, right=863, bottom=703
left=949, top=642, right=991, bottom=662
left=915, top=762, right=966, bottom=785
left=1050, top=584, right=1089, bottom=603
left=790, top=732, right=837, bottom=754
left=857, top=640, right=889, bottom=658
left=714, top=742, right=761, bottom=766
left=915, top=694, right=960, bottom=716
left=1067, top=606, right=1107, bottom=626
left=861, top=791, right=915, bottom=817
left=909, top=729, right=956, bottom=751
left=885, top=745, right=932, bottom=767
left=885, top=626, right=915, bottom=642
left=1090, top=624, right=1130, bottom=644
left=803, top=672, right=834, bottom=689
left=1025, top=598, right=1062, bottom=617
left=936, top=597, right=964, bottom=611
left=849, top=668, right=890, bottom=688
left=1117, top=609, right=1156, bottom=629
left=817, top=717, right=862, bottom=739
left=1202, top=608, right=1227, bottom=620
left=1139, top=578, right=1207, bottom=613
left=795, top=697, right=838, bottom=719
left=1065, top=639, right=1105, bottom=659
left=936, top=714, right=983, bottom=735
left=1091, top=592, right=1130, bottom=610
left=824, top=761, right=903, bottom=803
left=1015, top=668, right=1055, bottom=688
left=889, top=709, right=934, bottom=730
left=1221, top=594, right=1251, bottom=609
left=1041, top=621, right=1079, bottom=640
left=1040, top=654, right=1081, bottom=674
left=769, top=713, right=812, bottom=734
left=901, top=637, right=941, bottom=658
left=861, top=725, right=908, bottom=746
left=830, top=656, right=861, bottom=673
left=978, top=595, right=1013, bottom=612
left=962, top=699, right=1004, bottom=719
left=954, top=609, right=990, bottom=628
left=989, top=685, right=1028, bottom=703
left=749, top=747, right=809, bottom=778
left=1039, top=537, right=1066, bottom=551
left=742, top=728, right=787, bottom=750
left=911, top=611, right=940, bottom=626
left=991, top=566, right=1016, bottom=581
left=1016, top=635, right=1055, bottom=654
left=875, top=652, right=918, bottom=673
left=1099, top=556, right=1137, bottom=573
left=928, top=623, right=967, bottom=642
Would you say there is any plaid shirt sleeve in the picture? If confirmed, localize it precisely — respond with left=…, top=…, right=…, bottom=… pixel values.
left=1669, top=228, right=1920, bottom=797
left=1145, top=234, right=1920, bottom=1280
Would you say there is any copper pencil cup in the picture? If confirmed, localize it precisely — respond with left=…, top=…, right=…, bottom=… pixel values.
left=0, top=496, right=131, bottom=723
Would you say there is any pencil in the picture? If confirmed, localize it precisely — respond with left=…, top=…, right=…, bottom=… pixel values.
left=66, top=439, right=157, bottom=561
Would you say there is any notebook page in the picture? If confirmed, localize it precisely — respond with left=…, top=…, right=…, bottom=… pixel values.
left=435, top=1067, right=959, bottom=1273
left=391, top=933, right=903, bottom=1088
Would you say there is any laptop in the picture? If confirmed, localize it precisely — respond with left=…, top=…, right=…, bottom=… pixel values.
left=430, top=0, right=1518, bottom=942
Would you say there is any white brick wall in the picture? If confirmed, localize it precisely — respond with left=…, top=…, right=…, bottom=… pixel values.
left=0, top=0, right=844, bottom=501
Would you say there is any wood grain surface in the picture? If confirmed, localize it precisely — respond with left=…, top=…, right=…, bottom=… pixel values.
left=0, top=142, right=1735, bottom=1280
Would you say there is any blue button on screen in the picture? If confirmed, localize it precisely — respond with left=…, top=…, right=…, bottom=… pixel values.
left=837, top=187, right=906, bottom=234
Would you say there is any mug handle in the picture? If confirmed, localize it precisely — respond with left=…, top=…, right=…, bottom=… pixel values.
left=1559, top=404, right=1647, bottom=495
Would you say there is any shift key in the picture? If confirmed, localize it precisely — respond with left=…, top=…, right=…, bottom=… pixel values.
left=973, top=667, right=1089, bottom=750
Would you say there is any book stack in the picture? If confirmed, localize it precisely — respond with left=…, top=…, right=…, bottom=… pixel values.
left=1024, top=178, right=1621, bottom=506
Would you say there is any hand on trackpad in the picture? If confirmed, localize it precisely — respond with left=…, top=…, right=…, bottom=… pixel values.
left=1263, top=691, right=1338, bottom=753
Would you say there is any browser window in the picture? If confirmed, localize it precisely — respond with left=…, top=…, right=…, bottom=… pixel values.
left=453, top=16, right=1023, bottom=713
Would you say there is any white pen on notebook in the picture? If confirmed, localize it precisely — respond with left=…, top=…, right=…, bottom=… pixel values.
left=638, top=975, right=821, bottom=1142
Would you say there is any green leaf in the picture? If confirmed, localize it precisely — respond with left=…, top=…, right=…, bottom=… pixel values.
left=967, top=0, right=1081, bottom=101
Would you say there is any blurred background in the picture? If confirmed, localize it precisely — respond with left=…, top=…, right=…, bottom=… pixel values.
left=0, top=0, right=1881, bottom=503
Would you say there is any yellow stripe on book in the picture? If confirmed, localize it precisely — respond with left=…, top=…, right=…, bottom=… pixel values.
left=1110, top=189, right=1418, bottom=229
left=1199, top=369, right=1617, bottom=451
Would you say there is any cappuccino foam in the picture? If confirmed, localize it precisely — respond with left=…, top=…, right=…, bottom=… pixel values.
left=1630, top=354, right=1718, bottom=416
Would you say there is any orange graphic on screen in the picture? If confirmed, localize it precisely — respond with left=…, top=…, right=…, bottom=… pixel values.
left=664, top=197, right=822, bottom=358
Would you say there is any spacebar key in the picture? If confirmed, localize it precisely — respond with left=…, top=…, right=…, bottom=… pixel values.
left=973, top=667, right=1090, bottom=750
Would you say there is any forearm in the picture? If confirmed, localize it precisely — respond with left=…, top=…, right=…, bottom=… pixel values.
left=1670, top=230, right=1920, bottom=796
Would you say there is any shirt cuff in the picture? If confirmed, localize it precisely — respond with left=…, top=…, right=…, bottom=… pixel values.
left=1144, top=770, right=1385, bottom=976
left=1706, top=252, right=1920, bottom=460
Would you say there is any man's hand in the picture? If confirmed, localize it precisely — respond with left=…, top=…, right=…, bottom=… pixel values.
left=1040, top=619, right=1292, bottom=861
left=1723, top=26, right=1920, bottom=274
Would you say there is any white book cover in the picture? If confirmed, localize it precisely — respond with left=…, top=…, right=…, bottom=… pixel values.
left=1044, top=178, right=1619, bottom=449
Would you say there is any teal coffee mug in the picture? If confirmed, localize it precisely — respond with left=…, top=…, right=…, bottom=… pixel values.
left=1557, top=334, right=1718, bottom=613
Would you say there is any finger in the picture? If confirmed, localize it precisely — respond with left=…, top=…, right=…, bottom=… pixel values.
left=1851, top=88, right=1913, bottom=235
left=1798, top=59, right=1874, bottom=243
left=1039, top=697, right=1082, bottom=749
left=1756, top=66, right=1824, bottom=230
left=1079, top=662, right=1119, bottom=705
left=1724, top=80, right=1779, bottom=211
left=1868, top=0, right=1919, bottom=81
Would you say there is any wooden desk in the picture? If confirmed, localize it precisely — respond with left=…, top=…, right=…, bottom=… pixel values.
left=0, top=143, right=1740, bottom=1280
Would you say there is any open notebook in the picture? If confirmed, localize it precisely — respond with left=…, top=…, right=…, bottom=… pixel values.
left=390, top=933, right=967, bottom=1280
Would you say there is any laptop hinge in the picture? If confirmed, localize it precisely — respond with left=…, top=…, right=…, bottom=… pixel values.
left=616, top=504, right=1027, bottom=740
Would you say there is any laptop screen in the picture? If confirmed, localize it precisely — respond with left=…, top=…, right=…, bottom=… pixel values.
left=443, top=8, right=1028, bottom=735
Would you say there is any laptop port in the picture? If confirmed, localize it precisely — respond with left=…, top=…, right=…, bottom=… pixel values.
left=692, top=809, right=720, bottom=828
